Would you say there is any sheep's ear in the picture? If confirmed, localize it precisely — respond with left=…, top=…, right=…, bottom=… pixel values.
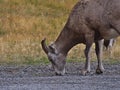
left=49, top=45, right=56, bottom=54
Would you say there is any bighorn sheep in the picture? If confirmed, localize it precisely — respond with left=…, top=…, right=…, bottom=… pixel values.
left=104, top=39, right=116, bottom=50
left=104, top=38, right=116, bottom=54
left=41, top=0, right=120, bottom=75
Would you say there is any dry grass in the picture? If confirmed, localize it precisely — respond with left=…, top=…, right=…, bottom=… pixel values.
left=0, top=0, right=120, bottom=65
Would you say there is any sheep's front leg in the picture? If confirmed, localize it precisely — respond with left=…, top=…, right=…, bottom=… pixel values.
left=81, top=42, right=93, bottom=75
left=95, top=39, right=105, bottom=74
left=81, top=26, right=94, bottom=75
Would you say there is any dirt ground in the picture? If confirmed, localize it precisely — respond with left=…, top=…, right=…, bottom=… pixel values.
left=0, top=62, right=120, bottom=90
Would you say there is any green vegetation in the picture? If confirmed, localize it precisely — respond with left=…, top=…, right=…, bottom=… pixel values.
left=0, top=0, right=119, bottom=65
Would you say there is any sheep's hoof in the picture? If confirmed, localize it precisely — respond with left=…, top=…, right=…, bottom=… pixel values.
left=96, top=68, right=103, bottom=74
left=81, top=69, right=90, bottom=76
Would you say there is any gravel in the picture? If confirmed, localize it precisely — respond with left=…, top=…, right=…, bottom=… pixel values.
left=0, top=62, right=120, bottom=90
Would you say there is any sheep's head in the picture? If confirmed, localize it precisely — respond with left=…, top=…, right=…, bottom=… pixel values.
left=41, top=38, right=66, bottom=75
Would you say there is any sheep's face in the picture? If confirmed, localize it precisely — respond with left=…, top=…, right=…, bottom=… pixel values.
left=41, top=39, right=66, bottom=75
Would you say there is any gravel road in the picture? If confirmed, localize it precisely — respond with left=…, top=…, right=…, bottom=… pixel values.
left=0, top=62, right=120, bottom=90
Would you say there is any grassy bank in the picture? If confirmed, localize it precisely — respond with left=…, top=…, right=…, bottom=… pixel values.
left=0, top=0, right=120, bottom=65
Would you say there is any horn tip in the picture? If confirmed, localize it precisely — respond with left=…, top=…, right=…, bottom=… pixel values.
left=41, top=38, right=46, bottom=43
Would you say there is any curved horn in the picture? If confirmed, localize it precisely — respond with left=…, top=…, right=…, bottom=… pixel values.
left=41, top=38, right=49, bottom=54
